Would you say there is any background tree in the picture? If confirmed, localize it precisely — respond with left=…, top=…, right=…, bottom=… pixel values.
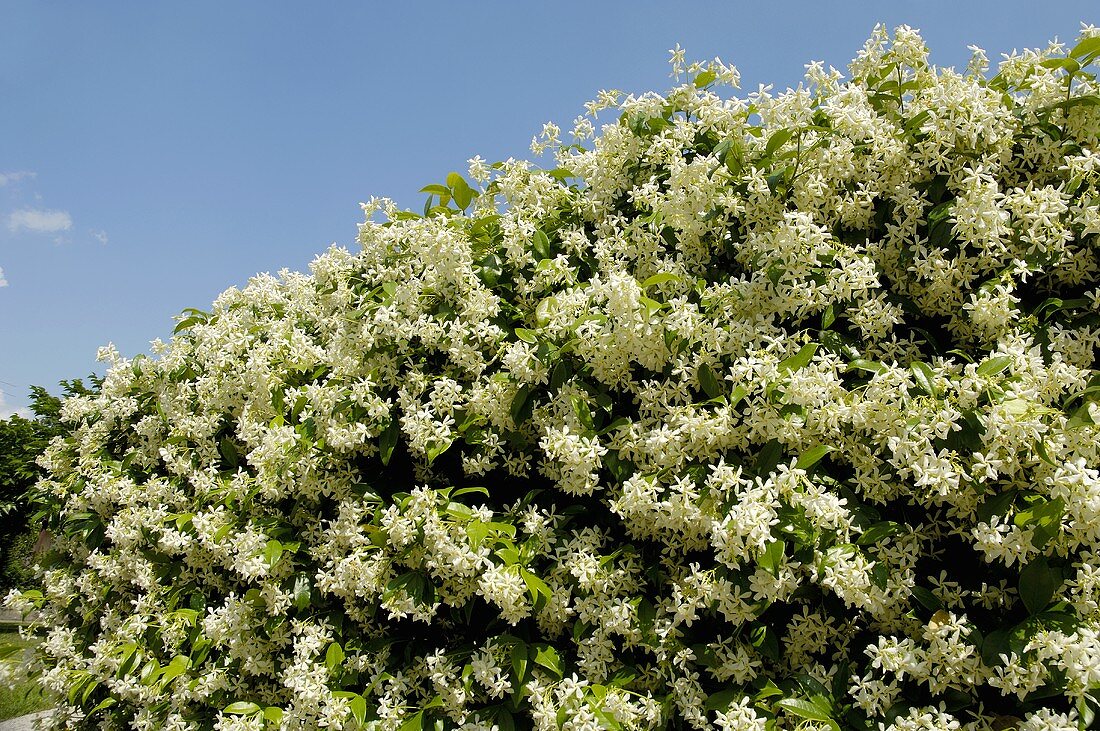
left=0, top=378, right=100, bottom=591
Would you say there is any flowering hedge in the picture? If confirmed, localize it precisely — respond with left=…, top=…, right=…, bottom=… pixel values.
left=7, top=24, right=1100, bottom=731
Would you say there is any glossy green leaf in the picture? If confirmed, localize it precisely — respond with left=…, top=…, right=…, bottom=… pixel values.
left=698, top=363, right=723, bottom=399
left=693, top=69, right=717, bottom=88
left=326, top=642, right=345, bottom=671
left=779, top=342, right=818, bottom=373
left=856, top=521, right=904, bottom=545
left=532, top=230, right=551, bottom=259
left=795, top=444, right=834, bottom=470
left=398, top=710, right=424, bottom=731
left=758, top=540, right=785, bottom=576
left=570, top=395, right=595, bottom=431
left=349, top=695, right=366, bottom=725
left=775, top=698, right=838, bottom=729
left=263, top=540, right=283, bottom=568
left=509, top=384, right=531, bottom=425
left=642, top=272, right=681, bottom=288
left=909, top=361, right=937, bottom=397
left=847, top=358, right=885, bottom=374
left=764, top=128, right=794, bottom=157
left=1019, top=556, right=1059, bottom=615
left=511, top=642, right=528, bottom=682
left=379, top=419, right=399, bottom=467
left=531, top=644, right=563, bottom=679
left=520, top=567, right=553, bottom=607
left=88, top=697, right=117, bottom=716
left=976, top=356, right=1013, bottom=378
left=1070, top=36, right=1100, bottom=62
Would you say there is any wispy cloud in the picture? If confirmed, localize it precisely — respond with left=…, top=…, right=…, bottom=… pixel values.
left=0, top=389, right=31, bottom=419
left=0, top=266, right=7, bottom=287
left=91, top=229, right=108, bottom=245
left=7, top=208, right=73, bottom=234
left=0, top=171, right=36, bottom=187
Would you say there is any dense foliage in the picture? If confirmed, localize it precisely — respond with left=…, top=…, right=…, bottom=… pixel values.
left=7, top=25, right=1100, bottom=731
left=0, top=380, right=99, bottom=590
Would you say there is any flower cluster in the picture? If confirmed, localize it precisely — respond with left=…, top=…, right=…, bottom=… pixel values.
left=7, top=23, right=1100, bottom=731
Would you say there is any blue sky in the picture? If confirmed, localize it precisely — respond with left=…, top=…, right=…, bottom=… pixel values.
left=1, top=1, right=1097, bottom=416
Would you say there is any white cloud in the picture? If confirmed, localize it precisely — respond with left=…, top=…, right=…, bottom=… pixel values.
left=0, top=171, right=35, bottom=187
left=91, top=229, right=108, bottom=244
left=0, top=389, right=31, bottom=419
left=7, top=208, right=73, bottom=234
left=0, top=266, right=7, bottom=287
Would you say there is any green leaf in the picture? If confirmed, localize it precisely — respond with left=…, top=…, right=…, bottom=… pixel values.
left=642, top=272, right=681, bottom=288
left=857, top=521, right=904, bottom=545
left=698, top=363, right=723, bottom=399
left=758, top=540, right=785, bottom=576
left=452, top=486, right=490, bottom=499
left=531, top=644, right=563, bottom=679
left=909, top=361, right=938, bottom=397
left=509, top=384, right=531, bottom=425
left=795, top=444, right=834, bottom=470
left=775, top=698, right=838, bottom=729
left=520, top=567, right=553, bottom=608
left=447, top=172, right=475, bottom=210
left=977, top=489, right=1017, bottom=523
left=570, top=395, right=595, bottom=431
left=871, top=561, right=889, bottom=590
left=1035, top=440, right=1058, bottom=467
left=88, top=697, right=117, bottom=716
left=349, top=696, right=366, bottom=725
left=219, top=437, right=239, bottom=469
left=515, top=327, right=538, bottom=343
left=263, top=539, right=283, bottom=568
left=779, top=343, right=818, bottom=373
left=821, top=304, right=836, bottom=329
left=754, top=439, right=784, bottom=477
left=705, top=689, right=743, bottom=712
left=764, top=128, right=794, bottom=157
left=606, top=666, right=636, bottom=688
left=1019, top=556, right=1058, bottom=615
left=1078, top=695, right=1097, bottom=730
left=225, top=702, right=262, bottom=715
left=379, top=419, right=399, bottom=466
left=1070, top=36, right=1100, bottom=62
left=847, top=358, right=885, bottom=374
left=754, top=680, right=784, bottom=701
left=532, top=230, right=551, bottom=259
left=511, top=642, right=528, bottom=682
left=81, top=678, right=101, bottom=703
left=159, top=655, right=190, bottom=685
left=749, top=624, right=780, bottom=662
left=426, top=438, right=452, bottom=464
left=910, top=586, right=941, bottom=612
left=494, top=707, right=517, bottom=731
left=398, top=710, right=424, bottom=731
left=326, top=642, right=345, bottom=671
left=976, top=356, right=1013, bottom=378
left=265, top=707, right=285, bottom=724
left=292, top=574, right=311, bottom=611
left=1014, top=497, right=1064, bottom=549
left=693, top=69, right=717, bottom=88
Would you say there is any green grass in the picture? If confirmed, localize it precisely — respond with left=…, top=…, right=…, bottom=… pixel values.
left=0, top=630, right=53, bottom=721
